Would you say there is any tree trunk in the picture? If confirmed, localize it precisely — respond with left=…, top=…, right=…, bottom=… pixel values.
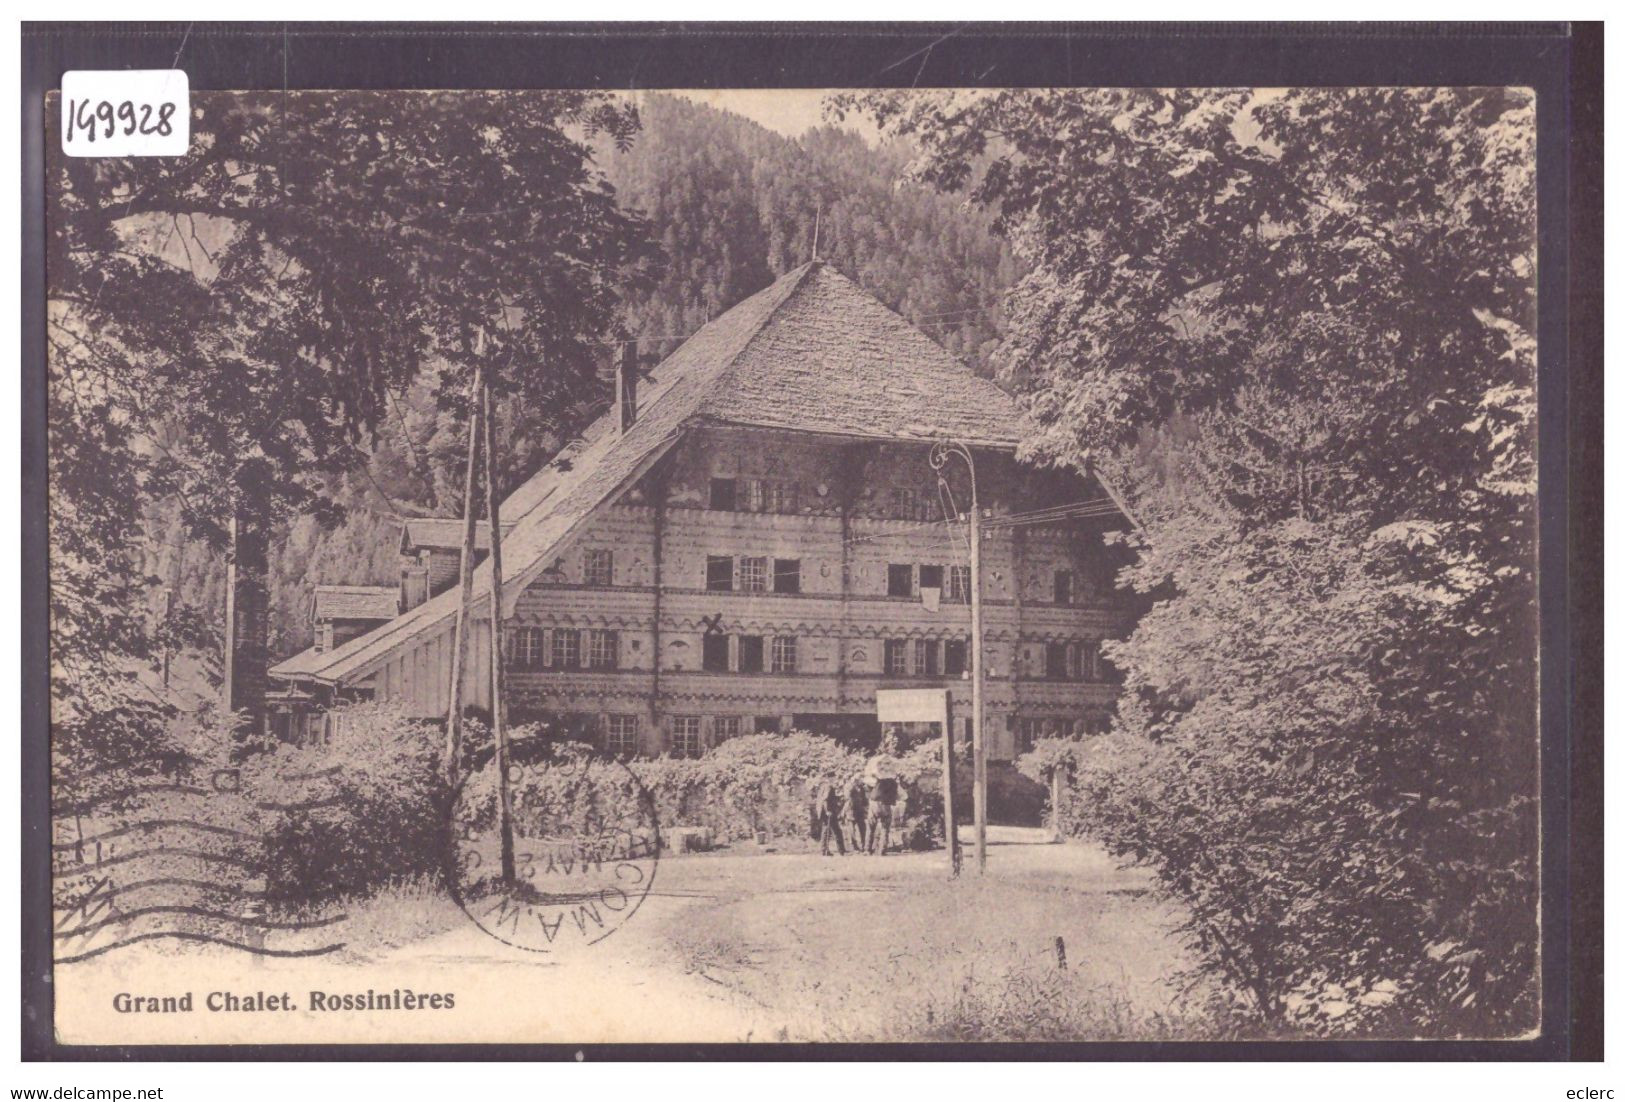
left=443, top=361, right=484, bottom=785
left=482, top=380, right=516, bottom=885
left=223, top=490, right=271, bottom=759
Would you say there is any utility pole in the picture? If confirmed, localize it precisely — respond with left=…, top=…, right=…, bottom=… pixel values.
left=942, top=693, right=960, bottom=877
left=481, top=380, right=516, bottom=886
left=444, top=348, right=485, bottom=785
left=931, top=440, right=987, bottom=874
left=968, top=488, right=987, bottom=874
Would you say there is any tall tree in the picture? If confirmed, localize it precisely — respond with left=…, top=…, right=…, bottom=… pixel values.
left=839, top=87, right=1538, bottom=1034
left=48, top=90, right=653, bottom=766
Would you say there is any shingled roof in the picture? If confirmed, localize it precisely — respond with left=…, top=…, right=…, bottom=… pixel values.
left=271, top=263, right=1035, bottom=689
left=398, top=518, right=516, bottom=555
left=310, top=585, right=400, bottom=623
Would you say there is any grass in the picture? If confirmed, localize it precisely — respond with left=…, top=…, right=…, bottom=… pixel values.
left=268, top=842, right=1222, bottom=1041
left=279, top=875, right=465, bottom=961
left=867, top=957, right=1216, bottom=1042
left=654, top=848, right=1220, bottom=1042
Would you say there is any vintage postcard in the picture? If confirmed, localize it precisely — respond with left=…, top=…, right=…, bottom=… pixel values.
left=44, top=80, right=1542, bottom=1047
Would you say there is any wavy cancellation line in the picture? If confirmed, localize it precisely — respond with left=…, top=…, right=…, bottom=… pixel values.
left=55, top=930, right=346, bottom=966
left=55, top=903, right=349, bottom=941
left=50, top=818, right=259, bottom=850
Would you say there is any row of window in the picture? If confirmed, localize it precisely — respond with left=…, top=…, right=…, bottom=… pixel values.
left=885, top=563, right=971, bottom=601
left=883, top=637, right=971, bottom=678
left=510, top=627, right=620, bottom=670
left=510, top=627, right=1106, bottom=681
left=701, top=633, right=798, bottom=674
left=606, top=714, right=773, bottom=759
left=879, top=638, right=1103, bottom=681
left=560, top=549, right=1082, bottom=607
left=1041, top=640, right=1104, bottom=682
left=707, top=478, right=959, bottom=523
left=706, top=555, right=801, bottom=594
left=708, top=477, right=804, bottom=515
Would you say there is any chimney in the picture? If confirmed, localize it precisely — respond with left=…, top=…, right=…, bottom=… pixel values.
left=400, top=562, right=429, bottom=612
left=617, top=341, right=639, bottom=433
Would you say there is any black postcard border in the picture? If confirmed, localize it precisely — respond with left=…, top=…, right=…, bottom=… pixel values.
left=19, top=20, right=1602, bottom=1063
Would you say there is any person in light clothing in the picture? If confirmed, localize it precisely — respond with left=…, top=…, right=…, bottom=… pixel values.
left=863, top=753, right=901, bottom=855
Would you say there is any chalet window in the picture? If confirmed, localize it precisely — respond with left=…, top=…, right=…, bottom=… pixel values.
left=706, top=555, right=734, bottom=591
left=773, top=558, right=801, bottom=594
left=770, top=481, right=800, bottom=514
left=1045, top=642, right=1069, bottom=680
left=713, top=716, right=742, bottom=743
left=755, top=715, right=782, bottom=734
left=944, top=638, right=968, bottom=677
left=742, top=478, right=767, bottom=512
left=915, top=638, right=940, bottom=677
left=1016, top=719, right=1039, bottom=755
left=671, top=716, right=702, bottom=759
left=738, top=635, right=765, bottom=673
left=584, top=549, right=614, bottom=587
left=702, top=633, right=730, bottom=672
left=891, top=488, right=921, bottom=521
left=552, top=628, right=581, bottom=670
left=512, top=627, right=546, bottom=669
left=709, top=478, right=737, bottom=511
left=586, top=629, right=619, bottom=670
left=771, top=636, right=797, bottom=673
left=887, top=564, right=914, bottom=598
left=884, top=639, right=910, bottom=676
left=1081, top=639, right=1101, bottom=681
left=739, top=556, right=768, bottom=593
left=1054, top=569, right=1073, bottom=606
left=605, top=714, right=639, bottom=758
left=918, top=564, right=944, bottom=592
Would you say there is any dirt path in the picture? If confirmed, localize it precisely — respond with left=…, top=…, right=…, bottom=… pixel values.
left=53, top=839, right=1196, bottom=1044
left=377, top=838, right=1190, bottom=1042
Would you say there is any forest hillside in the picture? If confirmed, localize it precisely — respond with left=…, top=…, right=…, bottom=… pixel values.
left=145, top=92, right=1018, bottom=678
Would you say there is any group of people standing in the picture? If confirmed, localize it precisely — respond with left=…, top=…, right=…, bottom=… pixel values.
left=812, top=758, right=902, bottom=857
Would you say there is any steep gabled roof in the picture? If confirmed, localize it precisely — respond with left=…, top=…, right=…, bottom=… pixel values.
left=697, top=263, right=1025, bottom=445
left=398, top=518, right=516, bottom=556
left=310, top=585, right=399, bottom=623
left=271, top=263, right=1034, bottom=689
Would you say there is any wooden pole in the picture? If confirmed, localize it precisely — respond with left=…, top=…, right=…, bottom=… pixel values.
left=942, top=694, right=960, bottom=877
left=1051, top=768, right=1064, bottom=843
left=443, top=357, right=484, bottom=785
left=481, top=380, right=516, bottom=885
left=969, top=478, right=987, bottom=874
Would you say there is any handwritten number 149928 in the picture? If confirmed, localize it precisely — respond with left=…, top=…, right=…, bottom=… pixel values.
left=65, top=98, right=176, bottom=144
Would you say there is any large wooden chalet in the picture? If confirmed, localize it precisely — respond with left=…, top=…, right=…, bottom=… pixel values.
left=268, top=262, right=1136, bottom=761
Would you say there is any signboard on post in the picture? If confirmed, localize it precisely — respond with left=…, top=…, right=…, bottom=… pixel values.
left=875, top=688, right=949, bottom=726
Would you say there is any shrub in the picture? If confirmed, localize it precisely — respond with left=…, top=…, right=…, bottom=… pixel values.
left=459, top=731, right=954, bottom=846
left=632, top=731, right=868, bottom=842
left=1023, top=707, right=1536, bottom=1037
left=240, top=704, right=448, bottom=902
left=1017, top=734, right=1106, bottom=836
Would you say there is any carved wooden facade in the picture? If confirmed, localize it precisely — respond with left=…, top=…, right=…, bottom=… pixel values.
left=269, top=262, right=1135, bottom=760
